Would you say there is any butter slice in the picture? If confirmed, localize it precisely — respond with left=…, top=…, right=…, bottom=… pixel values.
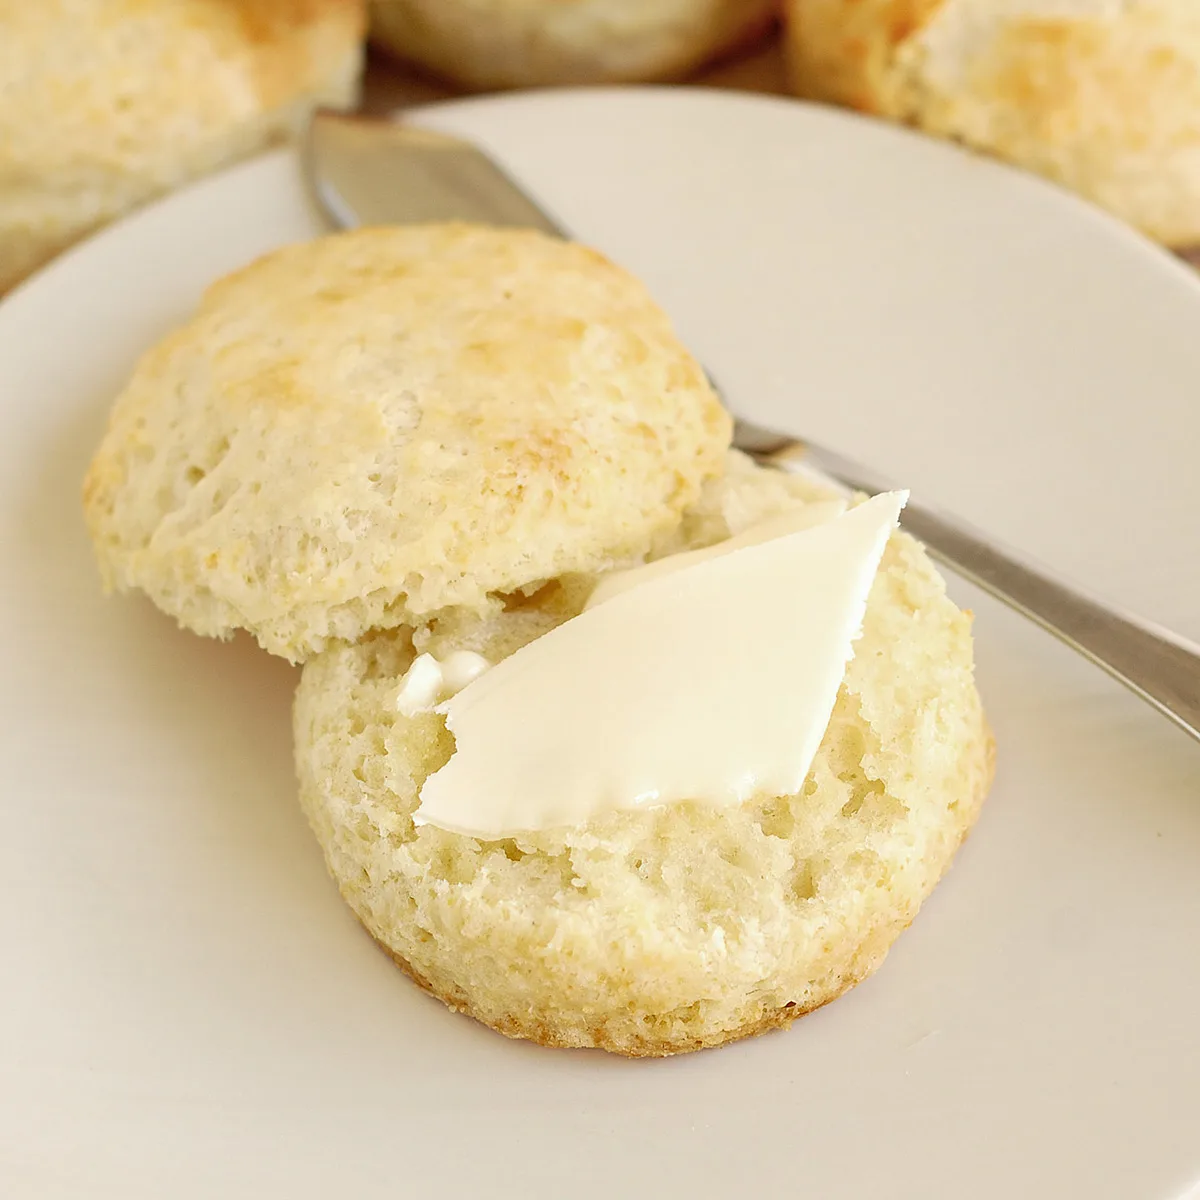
left=583, top=499, right=848, bottom=610
left=415, top=491, right=908, bottom=838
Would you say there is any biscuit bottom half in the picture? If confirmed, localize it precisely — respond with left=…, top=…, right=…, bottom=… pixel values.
left=293, top=459, right=994, bottom=1056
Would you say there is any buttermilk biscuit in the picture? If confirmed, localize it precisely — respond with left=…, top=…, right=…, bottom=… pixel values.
left=368, top=0, right=777, bottom=88
left=294, top=452, right=993, bottom=1057
left=83, top=224, right=731, bottom=662
left=784, top=0, right=1200, bottom=247
left=0, top=0, right=365, bottom=293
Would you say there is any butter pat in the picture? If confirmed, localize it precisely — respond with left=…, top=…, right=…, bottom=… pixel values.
left=415, top=492, right=908, bottom=838
left=397, top=651, right=490, bottom=717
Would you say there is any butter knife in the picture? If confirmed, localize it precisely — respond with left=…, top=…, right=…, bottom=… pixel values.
left=301, top=109, right=1200, bottom=743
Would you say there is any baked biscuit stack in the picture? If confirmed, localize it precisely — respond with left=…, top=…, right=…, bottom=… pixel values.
left=84, top=224, right=991, bottom=1055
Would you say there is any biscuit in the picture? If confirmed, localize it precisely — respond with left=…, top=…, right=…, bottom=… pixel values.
left=83, top=224, right=732, bottom=661
left=369, top=0, right=777, bottom=88
left=784, top=0, right=1200, bottom=247
left=0, top=0, right=365, bottom=293
left=294, top=452, right=993, bottom=1056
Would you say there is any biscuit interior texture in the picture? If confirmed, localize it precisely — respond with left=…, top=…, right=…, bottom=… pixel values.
left=369, top=0, right=778, bottom=88
left=294, top=453, right=993, bottom=1057
left=0, top=0, right=365, bottom=294
left=83, top=224, right=731, bottom=661
left=784, top=0, right=1200, bottom=247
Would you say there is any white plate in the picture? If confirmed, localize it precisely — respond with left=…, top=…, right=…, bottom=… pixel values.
left=2, top=88, right=1198, bottom=1200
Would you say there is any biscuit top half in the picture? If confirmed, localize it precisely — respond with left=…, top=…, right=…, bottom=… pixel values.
left=83, top=223, right=732, bottom=660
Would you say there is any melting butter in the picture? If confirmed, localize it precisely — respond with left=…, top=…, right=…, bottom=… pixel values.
left=414, top=491, right=907, bottom=838
left=396, top=650, right=490, bottom=717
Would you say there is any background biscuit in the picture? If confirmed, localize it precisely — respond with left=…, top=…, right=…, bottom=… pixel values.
left=784, top=0, right=1200, bottom=247
left=369, top=0, right=777, bottom=89
left=0, top=0, right=365, bottom=293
